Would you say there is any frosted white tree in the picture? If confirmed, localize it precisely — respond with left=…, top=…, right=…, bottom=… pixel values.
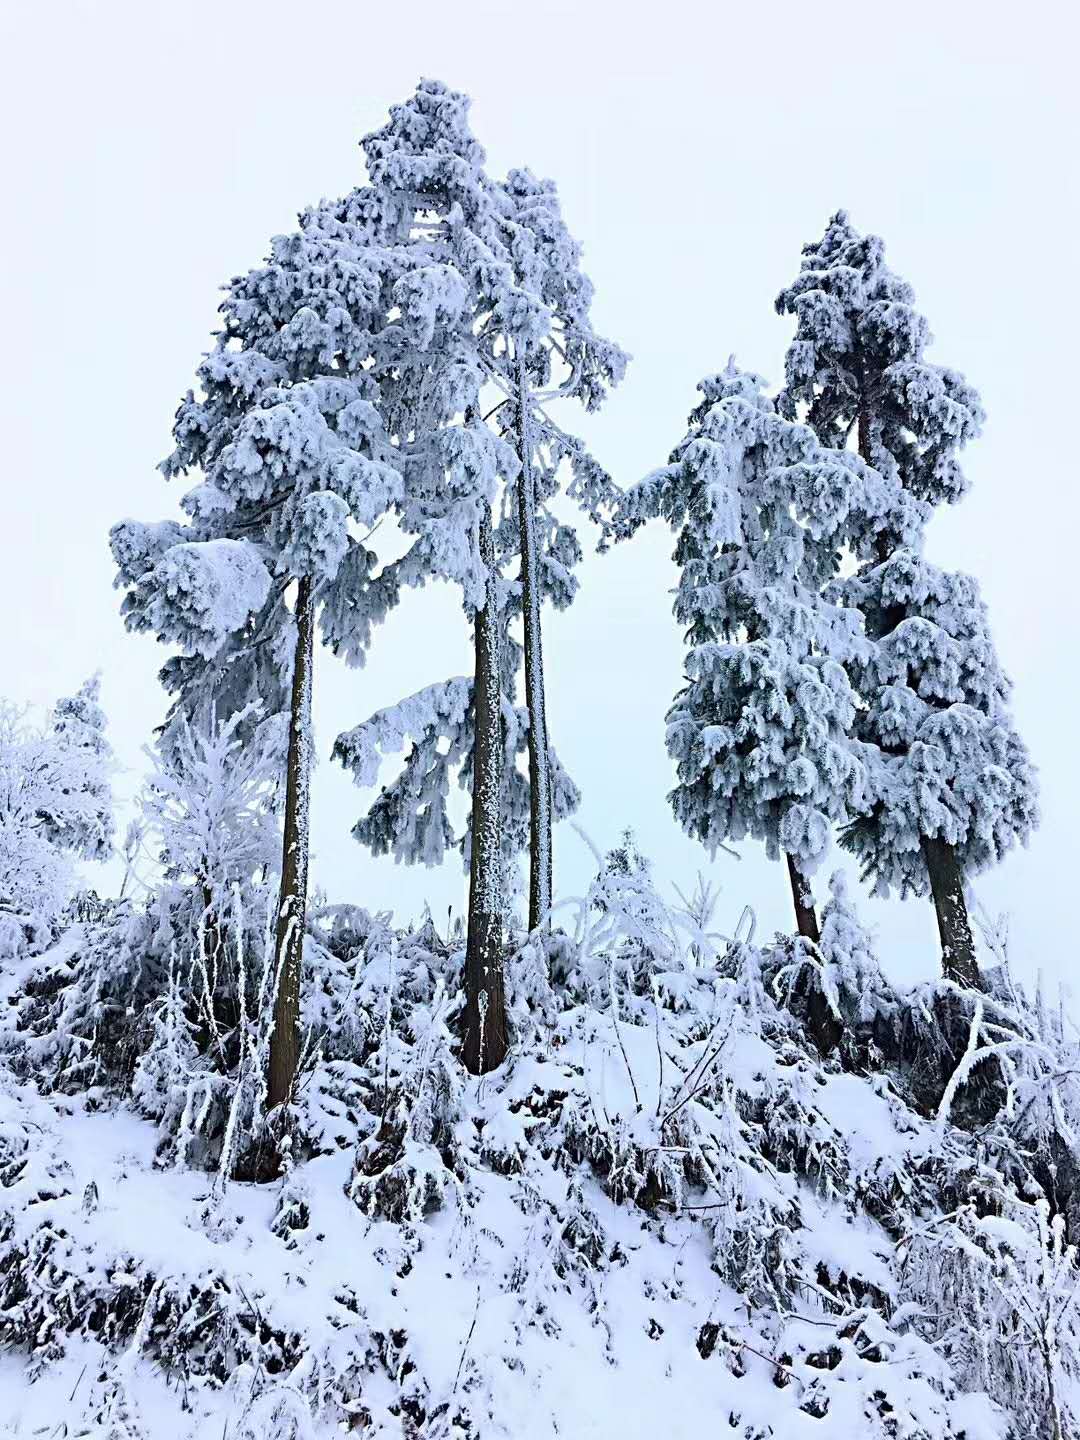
left=141, top=704, right=282, bottom=975
left=487, top=166, right=627, bottom=929
left=777, top=212, right=1038, bottom=984
left=342, top=78, right=519, bottom=1074
left=334, top=664, right=583, bottom=923
left=618, top=363, right=881, bottom=947
left=839, top=550, right=1038, bottom=980
left=0, top=679, right=113, bottom=952
left=333, top=80, right=624, bottom=1069
left=112, top=188, right=404, bottom=1107
left=41, top=674, right=114, bottom=866
left=124, top=705, right=286, bottom=1154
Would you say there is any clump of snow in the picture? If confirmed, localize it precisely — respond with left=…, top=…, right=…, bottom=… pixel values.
left=143, top=539, right=273, bottom=659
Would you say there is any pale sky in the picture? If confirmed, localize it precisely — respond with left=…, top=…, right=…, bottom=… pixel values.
left=2, top=0, right=1076, bottom=990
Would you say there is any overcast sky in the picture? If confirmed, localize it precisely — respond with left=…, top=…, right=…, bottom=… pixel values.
left=2, top=0, right=1076, bottom=990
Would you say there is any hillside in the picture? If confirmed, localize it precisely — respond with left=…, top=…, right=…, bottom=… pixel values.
left=2, top=863, right=1077, bottom=1438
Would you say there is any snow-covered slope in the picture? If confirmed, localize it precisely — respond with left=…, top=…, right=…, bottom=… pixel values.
left=1, top=870, right=1078, bottom=1438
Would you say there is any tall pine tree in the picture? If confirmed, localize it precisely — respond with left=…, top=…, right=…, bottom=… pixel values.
left=112, top=194, right=404, bottom=1106
left=333, top=80, right=623, bottom=1065
left=345, top=79, right=519, bottom=1073
left=490, top=167, right=626, bottom=928
left=776, top=213, right=1038, bottom=983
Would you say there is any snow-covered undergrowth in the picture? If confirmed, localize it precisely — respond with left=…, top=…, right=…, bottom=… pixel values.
left=2, top=861, right=1078, bottom=1438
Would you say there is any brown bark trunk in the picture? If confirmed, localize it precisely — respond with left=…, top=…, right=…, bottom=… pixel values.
left=515, top=355, right=553, bottom=933
left=462, top=506, right=508, bottom=1075
left=922, top=834, right=979, bottom=988
left=786, top=854, right=841, bottom=1054
left=857, top=408, right=871, bottom=465
left=267, top=575, right=315, bottom=1110
left=785, top=853, right=820, bottom=944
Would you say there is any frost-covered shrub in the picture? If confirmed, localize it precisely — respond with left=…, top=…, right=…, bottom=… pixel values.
left=902, top=1195, right=1080, bottom=1439
left=6, top=710, right=283, bottom=1167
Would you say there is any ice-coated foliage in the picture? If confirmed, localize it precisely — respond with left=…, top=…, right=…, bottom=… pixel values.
left=619, top=364, right=884, bottom=873
left=110, top=177, right=406, bottom=746
left=488, top=160, right=628, bottom=559
left=122, top=537, right=274, bottom=660
left=141, top=704, right=282, bottom=916
left=815, top=870, right=895, bottom=1026
left=3, top=710, right=282, bottom=1144
left=128, top=712, right=286, bottom=1163
left=354, top=79, right=521, bottom=605
left=335, top=81, right=625, bottom=879
left=775, top=208, right=983, bottom=517
left=334, top=676, right=580, bottom=871
left=840, top=552, right=1039, bottom=896
left=0, top=680, right=113, bottom=952
left=905, top=1195, right=1080, bottom=1440
left=335, top=679, right=471, bottom=867
left=776, top=211, right=1038, bottom=906
left=494, top=164, right=628, bottom=400
left=43, top=674, right=115, bottom=863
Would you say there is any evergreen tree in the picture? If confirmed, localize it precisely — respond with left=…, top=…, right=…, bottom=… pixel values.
left=490, top=167, right=626, bottom=929
left=111, top=193, right=404, bottom=1106
left=840, top=551, right=1038, bottom=982
left=346, top=78, right=519, bottom=1073
left=0, top=679, right=113, bottom=950
left=619, top=364, right=882, bottom=940
left=776, top=212, right=1038, bottom=983
left=333, top=80, right=623, bottom=1066
left=42, top=674, right=115, bottom=865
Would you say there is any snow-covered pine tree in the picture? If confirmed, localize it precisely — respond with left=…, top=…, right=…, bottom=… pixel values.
left=41, top=674, right=114, bottom=866
left=839, top=551, right=1039, bottom=981
left=345, top=79, right=520, bottom=1073
left=776, top=212, right=1038, bottom=984
left=487, top=167, right=627, bottom=930
left=618, top=363, right=881, bottom=949
left=334, top=80, right=623, bottom=1066
left=0, top=679, right=113, bottom=953
left=111, top=193, right=404, bottom=1107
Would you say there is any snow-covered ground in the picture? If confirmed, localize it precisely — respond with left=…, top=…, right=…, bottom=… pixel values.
left=4, top=875, right=1076, bottom=1438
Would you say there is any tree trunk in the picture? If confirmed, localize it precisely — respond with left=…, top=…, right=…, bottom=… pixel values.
left=785, top=853, right=820, bottom=944
left=267, top=575, right=315, bottom=1110
left=201, top=881, right=220, bottom=972
left=515, top=354, right=553, bottom=932
left=786, top=854, right=841, bottom=1055
left=922, top=834, right=979, bottom=988
left=857, top=408, right=871, bottom=465
left=858, top=409, right=892, bottom=568
left=462, top=505, right=508, bottom=1074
